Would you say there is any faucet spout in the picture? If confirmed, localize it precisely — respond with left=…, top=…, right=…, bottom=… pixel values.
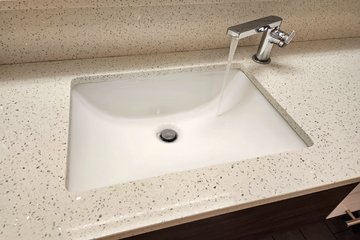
left=227, top=16, right=295, bottom=64
left=227, top=15, right=282, bottom=39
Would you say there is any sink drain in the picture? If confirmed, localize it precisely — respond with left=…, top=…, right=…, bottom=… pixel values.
left=159, top=129, right=178, bottom=143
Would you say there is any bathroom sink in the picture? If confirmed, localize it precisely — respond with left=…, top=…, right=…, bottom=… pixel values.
left=67, top=67, right=307, bottom=191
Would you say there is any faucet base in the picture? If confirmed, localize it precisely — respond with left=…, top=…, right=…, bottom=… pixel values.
left=252, top=55, right=271, bottom=64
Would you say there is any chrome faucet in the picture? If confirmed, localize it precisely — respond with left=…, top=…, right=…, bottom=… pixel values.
left=227, top=16, right=295, bottom=64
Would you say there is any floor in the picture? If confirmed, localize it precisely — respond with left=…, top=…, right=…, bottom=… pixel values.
left=256, top=212, right=360, bottom=240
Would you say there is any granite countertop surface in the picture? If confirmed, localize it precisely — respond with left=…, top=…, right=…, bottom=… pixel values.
left=0, top=0, right=289, bottom=10
left=0, top=38, right=360, bottom=239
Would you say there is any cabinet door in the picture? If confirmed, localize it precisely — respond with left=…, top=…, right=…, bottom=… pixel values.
left=328, top=183, right=360, bottom=218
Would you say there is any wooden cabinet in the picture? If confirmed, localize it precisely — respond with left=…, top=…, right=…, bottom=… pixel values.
left=101, top=183, right=358, bottom=240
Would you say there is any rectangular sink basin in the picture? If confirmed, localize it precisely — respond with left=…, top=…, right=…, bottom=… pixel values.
left=67, top=66, right=308, bottom=192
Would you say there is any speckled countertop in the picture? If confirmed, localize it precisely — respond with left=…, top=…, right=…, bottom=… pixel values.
left=0, top=38, right=360, bottom=239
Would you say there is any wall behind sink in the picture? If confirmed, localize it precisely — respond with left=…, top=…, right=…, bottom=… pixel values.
left=0, top=0, right=359, bottom=65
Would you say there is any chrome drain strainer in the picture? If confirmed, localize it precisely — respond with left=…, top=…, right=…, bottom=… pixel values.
left=159, top=129, right=178, bottom=143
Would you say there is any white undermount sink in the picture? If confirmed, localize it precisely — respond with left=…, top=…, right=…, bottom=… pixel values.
left=67, top=66, right=308, bottom=192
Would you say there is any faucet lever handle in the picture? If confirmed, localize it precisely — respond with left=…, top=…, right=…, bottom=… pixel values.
left=284, top=30, right=296, bottom=44
left=271, top=29, right=296, bottom=47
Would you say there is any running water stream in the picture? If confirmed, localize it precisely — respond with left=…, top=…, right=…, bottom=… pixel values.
left=216, top=37, right=239, bottom=116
